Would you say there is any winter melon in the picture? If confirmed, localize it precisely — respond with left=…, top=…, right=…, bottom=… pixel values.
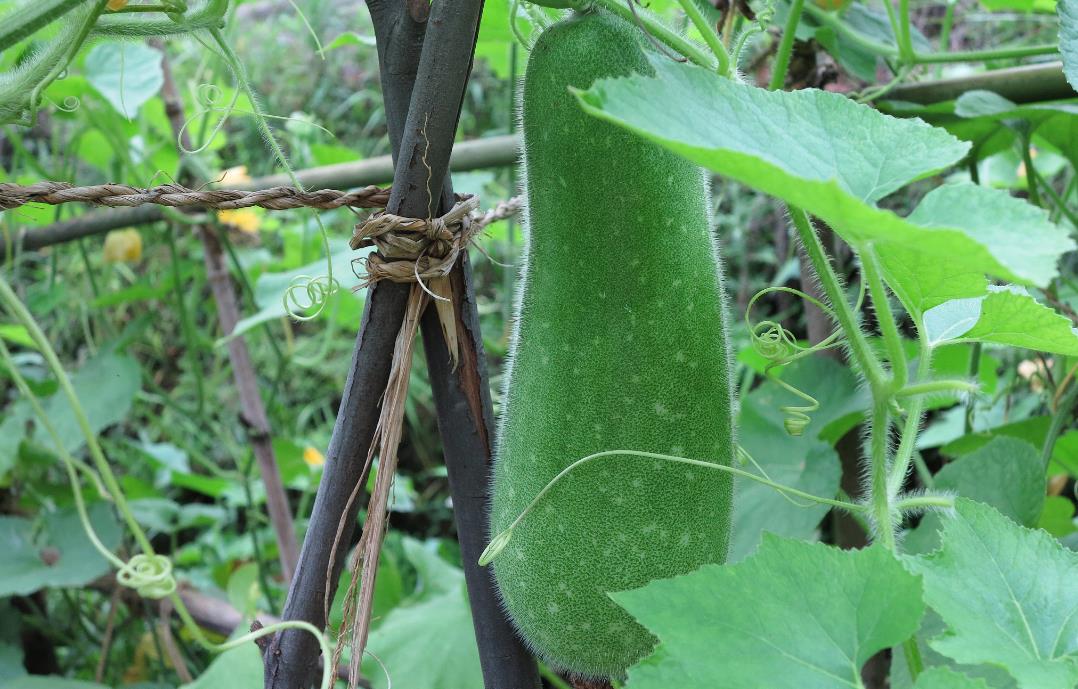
left=488, top=9, right=736, bottom=679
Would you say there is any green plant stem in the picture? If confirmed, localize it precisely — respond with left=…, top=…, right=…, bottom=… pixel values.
left=897, top=0, right=914, bottom=63
left=936, top=2, right=956, bottom=77
left=769, top=0, right=805, bottom=90
left=484, top=448, right=867, bottom=565
left=964, top=342, right=981, bottom=433
left=895, top=379, right=979, bottom=398
left=675, top=0, right=732, bottom=75
left=888, top=343, right=934, bottom=498
left=539, top=664, right=573, bottom=689
left=903, top=638, right=925, bottom=681
left=1021, top=135, right=1042, bottom=207
left=789, top=207, right=887, bottom=389
left=861, top=248, right=907, bottom=389
left=894, top=494, right=955, bottom=512
left=868, top=397, right=897, bottom=550
left=587, top=0, right=717, bottom=70
left=0, top=275, right=155, bottom=556
left=164, top=226, right=206, bottom=414
left=800, top=4, right=1058, bottom=64
left=241, top=456, right=280, bottom=616
left=1033, top=169, right=1078, bottom=230
left=912, top=43, right=1059, bottom=63
left=0, top=0, right=87, bottom=52
left=1041, top=378, right=1078, bottom=470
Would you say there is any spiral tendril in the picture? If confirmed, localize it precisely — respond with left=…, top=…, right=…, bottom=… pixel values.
left=285, top=274, right=340, bottom=321
left=745, top=282, right=865, bottom=436
left=117, top=554, right=177, bottom=598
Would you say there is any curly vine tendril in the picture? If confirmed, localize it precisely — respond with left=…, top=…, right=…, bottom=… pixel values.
left=206, top=27, right=338, bottom=322
left=0, top=276, right=334, bottom=689
left=745, top=281, right=865, bottom=436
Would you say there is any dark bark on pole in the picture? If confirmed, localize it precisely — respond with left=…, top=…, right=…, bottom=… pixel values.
left=263, top=1, right=535, bottom=687
left=367, top=1, right=540, bottom=686
left=157, top=49, right=300, bottom=581
left=0, top=135, right=520, bottom=260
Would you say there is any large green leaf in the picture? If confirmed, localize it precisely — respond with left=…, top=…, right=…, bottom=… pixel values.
left=613, top=537, right=924, bottom=689
left=1062, top=0, right=1078, bottom=90
left=892, top=611, right=1017, bottom=689
left=908, top=500, right=1078, bottom=689
left=0, top=503, right=121, bottom=596
left=888, top=185, right=1073, bottom=321
left=361, top=582, right=483, bottom=689
left=902, top=437, right=1045, bottom=554
left=0, top=350, right=140, bottom=480
left=579, top=60, right=966, bottom=203
left=84, top=42, right=163, bottom=116
left=576, top=62, right=1073, bottom=307
left=179, top=642, right=261, bottom=689
left=922, top=287, right=1078, bottom=354
left=913, top=668, right=992, bottom=689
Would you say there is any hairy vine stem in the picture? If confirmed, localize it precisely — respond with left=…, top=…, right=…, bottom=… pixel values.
left=768, top=0, right=804, bottom=90
left=585, top=0, right=718, bottom=70
left=479, top=449, right=867, bottom=566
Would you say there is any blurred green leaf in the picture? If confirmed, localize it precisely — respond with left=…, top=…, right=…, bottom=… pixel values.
left=0, top=503, right=120, bottom=597
left=903, top=437, right=1045, bottom=554
left=923, top=287, right=1078, bottom=354
left=0, top=350, right=140, bottom=481
left=732, top=380, right=842, bottom=562
left=1, top=678, right=110, bottom=689
left=179, top=642, right=261, bottom=689
left=913, top=668, right=992, bottom=689
left=85, top=42, right=164, bottom=117
left=1038, top=496, right=1077, bottom=537
left=615, top=538, right=924, bottom=689
left=1064, top=0, right=1078, bottom=88
left=908, top=500, right=1078, bottom=689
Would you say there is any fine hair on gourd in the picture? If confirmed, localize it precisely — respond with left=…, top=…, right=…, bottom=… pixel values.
left=488, top=8, right=737, bottom=680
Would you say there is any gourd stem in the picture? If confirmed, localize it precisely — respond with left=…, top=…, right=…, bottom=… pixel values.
left=1042, top=377, right=1078, bottom=471
left=861, top=248, right=907, bottom=390
left=587, top=0, right=718, bottom=70
left=675, top=0, right=732, bottom=76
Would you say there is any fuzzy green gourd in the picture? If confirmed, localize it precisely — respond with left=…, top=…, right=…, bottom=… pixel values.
left=489, top=10, right=735, bottom=679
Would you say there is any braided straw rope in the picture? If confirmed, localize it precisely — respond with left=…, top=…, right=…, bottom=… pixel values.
left=0, top=181, right=391, bottom=211
left=350, top=194, right=487, bottom=287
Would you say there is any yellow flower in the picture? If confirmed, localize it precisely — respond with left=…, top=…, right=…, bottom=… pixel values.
left=102, top=228, right=142, bottom=263
left=106, top=0, right=128, bottom=10
left=303, top=446, right=325, bottom=468
left=218, top=165, right=251, bottom=186
left=217, top=209, right=261, bottom=234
